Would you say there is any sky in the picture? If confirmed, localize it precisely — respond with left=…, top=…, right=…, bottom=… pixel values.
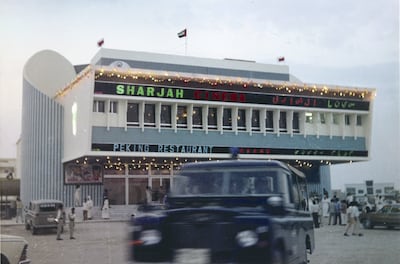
left=0, top=0, right=399, bottom=190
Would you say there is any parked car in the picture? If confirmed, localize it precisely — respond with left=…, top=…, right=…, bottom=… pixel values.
left=129, top=160, right=315, bottom=264
left=24, top=199, right=64, bottom=235
left=0, top=234, right=30, bottom=264
left=360, top=204, right=400, bottom=229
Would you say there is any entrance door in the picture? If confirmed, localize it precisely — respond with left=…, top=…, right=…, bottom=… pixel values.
left=151, top=178, right=171, bottom=203
left=103, top=178, right=126, bottom=205
left=128, top=178, right=148, bottom=204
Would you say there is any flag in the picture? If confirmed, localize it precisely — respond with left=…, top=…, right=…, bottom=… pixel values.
left=97, top=38, right=104, bottom=47
left=177, top=29, right=187, bottom=38
left=278, top=56, right=285, bottom=62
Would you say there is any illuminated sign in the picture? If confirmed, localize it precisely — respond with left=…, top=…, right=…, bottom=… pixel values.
left=94, top=82, right=370, bottom=111
left=92, top=143, right=368, bottom=157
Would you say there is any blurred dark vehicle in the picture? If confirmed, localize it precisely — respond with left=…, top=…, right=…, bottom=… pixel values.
left=0, top=234, right=30, bottom=264
left=130, top=203, right=167, bottom=220
left=360, top=204, right=400, bottom=229
left=24, top=199, right=64, bottom=235
left=129, top=160, right=315, bottom=264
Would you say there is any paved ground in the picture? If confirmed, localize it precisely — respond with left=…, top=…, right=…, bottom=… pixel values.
left=1, top=219, right=400, bottom=263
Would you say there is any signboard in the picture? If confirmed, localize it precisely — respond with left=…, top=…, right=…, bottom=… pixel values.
left=64, top=163, right=103, bottom=184
left=91, top=143, right=368, bottom=157
left=94, top=82, right=370, bottom=111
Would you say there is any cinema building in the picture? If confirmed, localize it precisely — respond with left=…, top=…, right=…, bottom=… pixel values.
left=18, top=49, right=375, bottom=207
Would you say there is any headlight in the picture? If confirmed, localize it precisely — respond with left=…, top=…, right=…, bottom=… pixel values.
left=236, top=230, right=258, bottom=247
left=140, top=229, right=162, bottom=245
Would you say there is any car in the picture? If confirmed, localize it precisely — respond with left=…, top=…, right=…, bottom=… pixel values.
left=24, top=199, right=64, bottom=235
left=129, top=160, right=315, bottom=264
left=0, top=234, right=31, bottom=264
left=360, top=204, right=400, bottom=229
left=130, top=203, right=167, bottom=221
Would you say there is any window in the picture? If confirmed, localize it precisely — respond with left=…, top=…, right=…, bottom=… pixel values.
left=345, top=114, right=351, bottom=126
left=223, top=108, right=232, bottom=130
left=144, top=104, right=155, bottom=127
left=127, top=103, right=139, bottom=126
left=93, top=100, right=105, bottom=113
left=251, top=110, right=260, bottom=131
left=265, top=110, right=274, bottom=132
left=332, top=114, right=340, bottom=125
left=161, top=105, right=172, bottom=128
left=305, top=112, right=313, bottom=123
left=356, top=115, right=362, bottom=126
left=320, top=113, right=326, bottom=124
left=292, top=112, right=300, bottom=133
left=237, top=109, right=246, bottom=131
left=192, top=106, right=203, bottom=129
left=279, top=111, right=287, bottom=132
left=177, top=105, right=187, bottom=128
left=358, top=190, right=364, bottom=194
left=109, top=101, right=118, bottom=113
left=207, top=107, right=217, bottom=130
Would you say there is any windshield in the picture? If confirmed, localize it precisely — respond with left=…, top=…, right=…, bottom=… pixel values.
left=171, top=167, right=279, bottom=196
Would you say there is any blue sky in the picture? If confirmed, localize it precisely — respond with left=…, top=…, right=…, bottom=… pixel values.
left=0, top=0, right=398, bottom=189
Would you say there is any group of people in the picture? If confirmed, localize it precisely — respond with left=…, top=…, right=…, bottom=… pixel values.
left=309, top=193, right=363, bottom=237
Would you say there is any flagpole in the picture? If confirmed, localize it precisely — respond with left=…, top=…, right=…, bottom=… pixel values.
left=185, top=35, right=187, bottom=56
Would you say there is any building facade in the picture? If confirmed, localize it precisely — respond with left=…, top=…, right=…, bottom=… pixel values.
left=18, top=49, right=375, bottom=207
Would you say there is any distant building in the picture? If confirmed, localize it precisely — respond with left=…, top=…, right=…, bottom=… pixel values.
left=345, top=180, right=395, bottom=197
left=18, top=49, right=375, bottom=207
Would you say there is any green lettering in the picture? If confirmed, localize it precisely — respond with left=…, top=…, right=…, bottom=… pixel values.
left=166, top=89, right=174, bottom=98
left=127, top=85, right=135, bottom=95
left=116, top=84, right=125, bottom=94
left=157, top=88, right=165, bottom=97
left=176, top=89, right=184, bottom=98
left=137, top=86, right=144, bottom=96
left=147, top=87, right=155, bottom=96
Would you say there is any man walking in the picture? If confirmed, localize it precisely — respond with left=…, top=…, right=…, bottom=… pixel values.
left=56, top=204, right=65, bottom=240
left=68, top=208, right=76, bottom=239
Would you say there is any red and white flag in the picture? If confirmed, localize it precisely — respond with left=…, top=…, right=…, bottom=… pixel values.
left=97, top=38, right=104, bottom=47
left=177, top=29, right=187, bottom=38
left=278, top=56, right=285, bottom=62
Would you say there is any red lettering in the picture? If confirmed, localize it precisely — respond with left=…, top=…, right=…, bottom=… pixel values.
left=239, top=93, right=246, bottom=103
left=194, top=90, right=202, bottom=100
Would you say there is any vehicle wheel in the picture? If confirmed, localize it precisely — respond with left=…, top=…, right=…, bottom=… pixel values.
left=31, top=226, right=37, bottom=235
left=363, top=219, right=373, bottom=229
left=1, top=254, right=10, bottom=264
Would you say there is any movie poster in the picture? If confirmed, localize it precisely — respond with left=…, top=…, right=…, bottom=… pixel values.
left=64, top=163, right=103, bottom=184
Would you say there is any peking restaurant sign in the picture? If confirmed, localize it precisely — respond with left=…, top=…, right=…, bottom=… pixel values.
left=94, top=81, right=370, bottom=111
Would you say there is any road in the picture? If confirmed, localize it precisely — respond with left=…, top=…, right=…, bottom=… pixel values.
left=1, top=220, right=399, bottom=264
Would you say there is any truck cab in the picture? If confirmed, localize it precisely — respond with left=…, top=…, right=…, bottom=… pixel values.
left=130, top=160, right=314, bottom=264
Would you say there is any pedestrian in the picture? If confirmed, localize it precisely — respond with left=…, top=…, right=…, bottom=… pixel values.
left=321, top=194, right=330, bottom=218
left=344, top=201, right=363, bottom=236
left=82, top=198, right=88, bottom=221
left=335, top=199, right=342, bottom=225
left=68, top=207, right=76, bottom=239
left=351, top=202, right=363, bottom=236
left=145, top=186, right=152, bottom=204
left=158, top=186, right=166, bottom=203
left=102, top=198, right=110, bottom=219
left=56, top=204, right=65, bottom=240
left=103, top=189, right=109, bottom=206
left=86, top=196, right=93, bottom=220
left=310, top=199, right=320, bottom=228
left=74, top=185, right=81, bottom=207
left=328, top=198, right=336, bottom=225
left=15, top=197, right=23, bottom=223
left=340, top=200, right=347, bottom=225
